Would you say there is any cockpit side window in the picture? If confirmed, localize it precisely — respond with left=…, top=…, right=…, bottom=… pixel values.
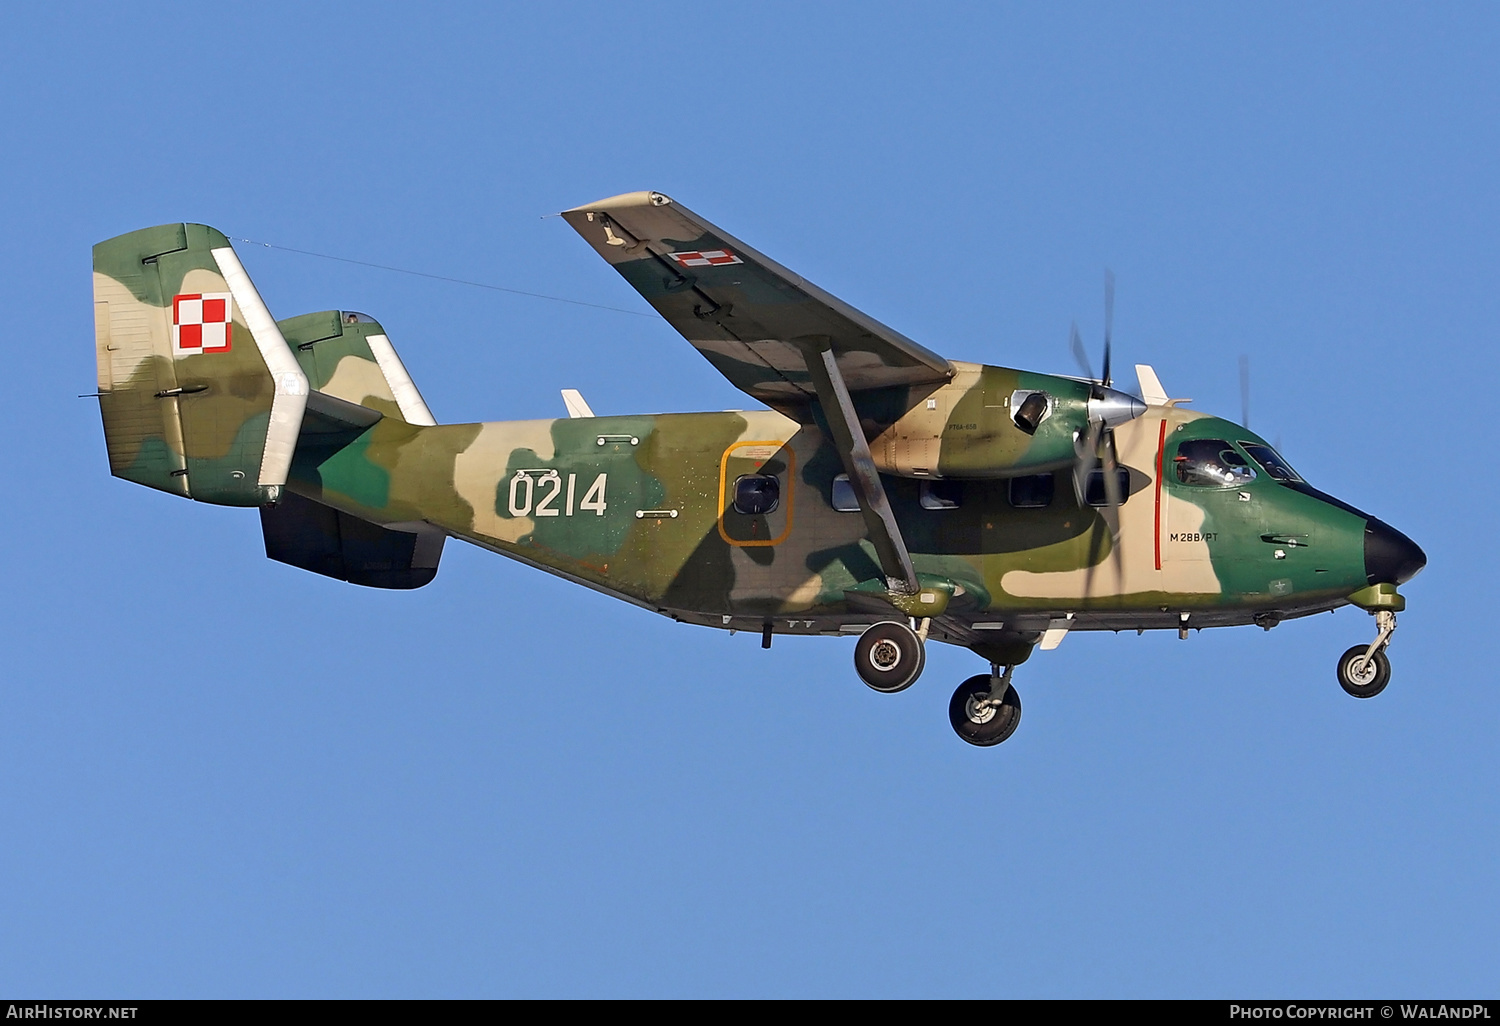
left=1240, top=443, right=1303, bottom=483
left=1174, top=439, right=1256, bottom=487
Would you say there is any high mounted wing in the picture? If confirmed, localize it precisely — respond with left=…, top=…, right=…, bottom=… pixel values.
left=564, top=192, right=935, bottom=597
left=561, top=192, right=953, bottom=409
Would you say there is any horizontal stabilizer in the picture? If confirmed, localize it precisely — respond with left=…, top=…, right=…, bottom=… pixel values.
left=260, top=491, right=444, bottom=589
left=301, top=389, right=383, bottom=436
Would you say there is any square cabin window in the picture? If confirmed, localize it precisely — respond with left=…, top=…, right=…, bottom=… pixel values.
left=919, top=480, right=962, bottom=510
left=831, top=474, right=860, bottom=512
left=1009, top=474, right=1054, bottom=509
left=733, top=474, right=781, bottom=515
left=1084, top=468, right=1131, bottom=507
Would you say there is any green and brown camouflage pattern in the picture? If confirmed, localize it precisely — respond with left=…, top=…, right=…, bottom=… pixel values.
left=93, top=204, right=1419, bottom=662
left=94, top=223, right=275, bottom=505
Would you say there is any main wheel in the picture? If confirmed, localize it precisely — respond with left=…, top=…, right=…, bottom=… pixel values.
left=949, top=674, right=1022, bottom=747
left=854, top=621, right=925, bottom=693
left=1337, top=645, right=1391, bottom=698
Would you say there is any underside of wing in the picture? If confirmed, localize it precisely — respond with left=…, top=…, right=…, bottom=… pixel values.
left=561, top=192, right=952, bottom=409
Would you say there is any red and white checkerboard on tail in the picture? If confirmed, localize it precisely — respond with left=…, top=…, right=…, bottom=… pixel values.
left=172, top=293, right=234, bottom=354
left=666, top=249, right=742, bottom=268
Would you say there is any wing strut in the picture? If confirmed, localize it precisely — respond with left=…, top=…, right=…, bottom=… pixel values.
left=802, top=341, right=919, bottom=596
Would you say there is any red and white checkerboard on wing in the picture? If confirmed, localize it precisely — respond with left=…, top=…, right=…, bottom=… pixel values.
left=171, top=293, right=234, bottom=354
left=666, top=249, right=742, bottom=268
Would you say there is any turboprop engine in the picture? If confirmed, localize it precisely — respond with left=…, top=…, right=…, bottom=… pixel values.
left=865, top=361, right=1146, bottom=480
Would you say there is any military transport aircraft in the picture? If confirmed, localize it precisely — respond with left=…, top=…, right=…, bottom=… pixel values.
left=90, top=192, right=1425, bottom=746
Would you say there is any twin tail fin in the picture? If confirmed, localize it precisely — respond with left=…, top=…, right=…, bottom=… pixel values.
left=93, top=223, right=444, bottom=589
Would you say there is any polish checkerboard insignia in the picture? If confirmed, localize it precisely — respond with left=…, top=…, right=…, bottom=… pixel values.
left=172, top=293, right=234, bottom=354
left=666, top=249, right=742, bottom=268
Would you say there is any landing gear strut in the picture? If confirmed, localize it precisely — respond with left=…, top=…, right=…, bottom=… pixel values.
left=1337, top=609, right=1396, bottom=699
left=949, top=664, right=1022, bottom=746
left=854, top=620, right=926, bottom=693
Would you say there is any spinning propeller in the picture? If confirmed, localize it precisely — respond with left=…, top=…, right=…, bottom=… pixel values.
left=1069, top=271, right=1141, bottom=595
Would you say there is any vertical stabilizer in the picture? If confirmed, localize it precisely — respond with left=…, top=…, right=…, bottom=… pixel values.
left=93, top=224, right=307, bottom=505
left=278, top=310, right=437, bottom=425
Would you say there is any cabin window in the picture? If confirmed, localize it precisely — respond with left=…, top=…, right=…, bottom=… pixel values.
left=920, top=480, right=962, bottom=510
left=733, top=474, right=781, bottom=515
left=1009, top=474, right=1054, bottom=508
left=831, top=474, right=859, bottom=512
left=1240, top=443, right=1303, bottom=483
left=1174, top=439, right=1256, bottom=487
left=1084, top=468, right=1131, bottom=507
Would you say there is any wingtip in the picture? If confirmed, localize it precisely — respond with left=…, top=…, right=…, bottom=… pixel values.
left=562, top=190, right=674, bottom=214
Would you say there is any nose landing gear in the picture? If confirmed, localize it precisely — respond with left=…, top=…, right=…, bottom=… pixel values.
left=949, top=664, right=1022, bottom=746
left=1337, top=609, right=1397, bottom=698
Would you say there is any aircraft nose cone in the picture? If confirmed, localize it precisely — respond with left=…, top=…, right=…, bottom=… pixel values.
left=1364, top=518, right=1426, bottom=585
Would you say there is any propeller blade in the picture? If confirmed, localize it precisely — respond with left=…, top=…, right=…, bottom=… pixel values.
left=1101, top=428, right=1125, bottom=585
left=1080, top=425, right=1126, bottom=603
left=1070, top=321, right=1094, bottom=383
left=1072, top=419, right=1103, bottom=507
left=1101, top=270, right=1115, bottom=388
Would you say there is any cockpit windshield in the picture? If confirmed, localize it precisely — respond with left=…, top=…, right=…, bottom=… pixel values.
left=1174, top=439, right=1256, bottom=487
left=1240, top=443, right=1303, bottom=483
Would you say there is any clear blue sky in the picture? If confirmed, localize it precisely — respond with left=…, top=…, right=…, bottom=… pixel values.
left=1, top=2, right=1495, bottom=997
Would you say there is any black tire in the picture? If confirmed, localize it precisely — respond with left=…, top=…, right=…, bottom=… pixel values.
left=854, top=621, right=925, bottom=693
left=1337, top=645, right=1391, bottom=699
left=949, top=674, right=1022, bottom=747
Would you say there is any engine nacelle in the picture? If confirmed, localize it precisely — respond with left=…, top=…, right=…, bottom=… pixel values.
left=865, top=362, right=1142, bottom=479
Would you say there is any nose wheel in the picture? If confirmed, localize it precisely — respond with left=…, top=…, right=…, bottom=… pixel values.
left=1337, top=609, right=1396, bottom=698
left=949, top=666, right=1022, bottom=746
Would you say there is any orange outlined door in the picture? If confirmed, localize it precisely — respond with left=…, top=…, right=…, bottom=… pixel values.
left=718, top=441, right=795, bottom=546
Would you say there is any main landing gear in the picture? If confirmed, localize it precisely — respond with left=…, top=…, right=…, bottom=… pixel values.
left=853, top=619, right=926, bottom=693
left=854, top=621, right=1024, bottom=746
left=1336, top=609, right=1397, bottom=699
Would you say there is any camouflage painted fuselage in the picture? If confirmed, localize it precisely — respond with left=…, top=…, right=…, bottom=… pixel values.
left=287, top=389, right=1375, bottom=646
